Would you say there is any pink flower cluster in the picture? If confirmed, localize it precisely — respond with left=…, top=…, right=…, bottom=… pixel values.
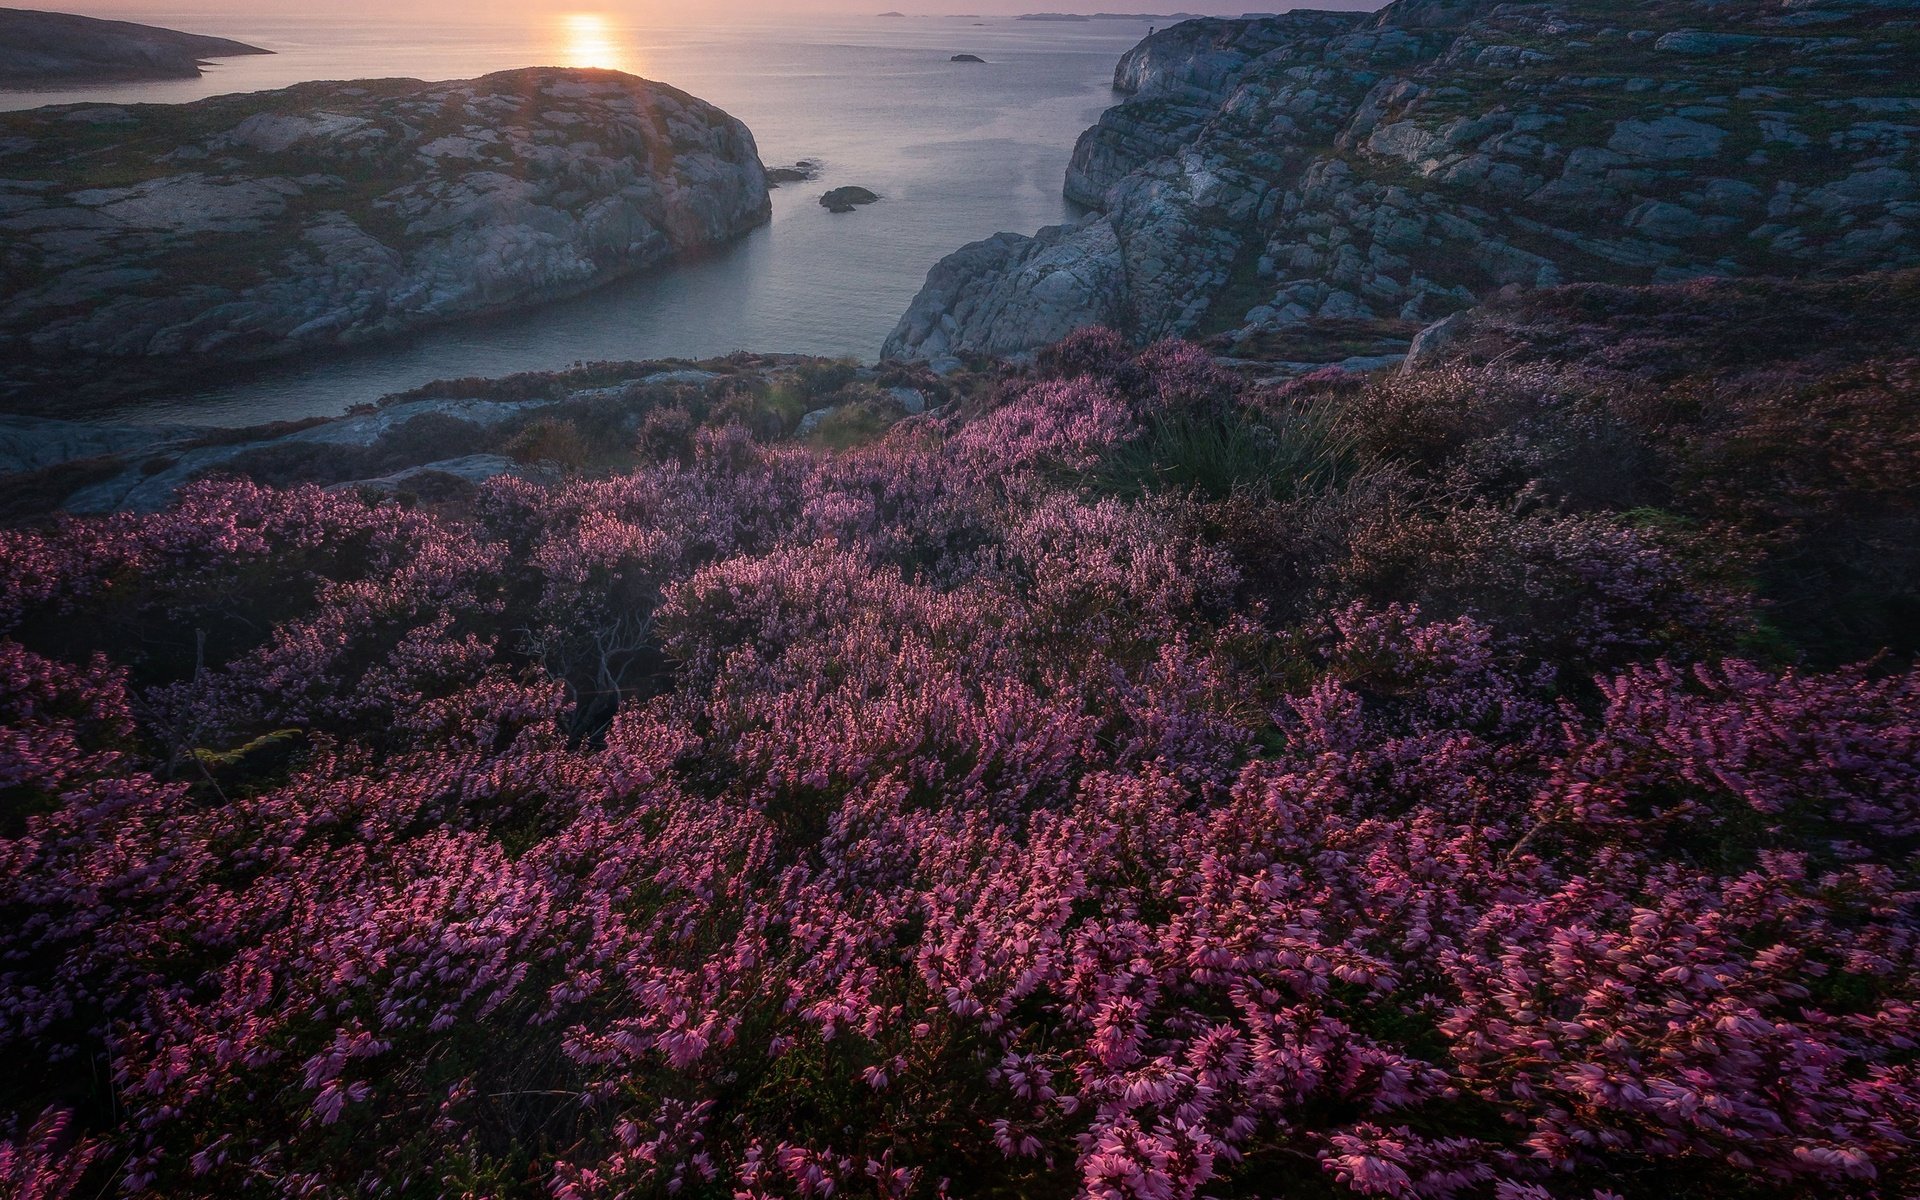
left=1, top=338, right=1915, bottom=1199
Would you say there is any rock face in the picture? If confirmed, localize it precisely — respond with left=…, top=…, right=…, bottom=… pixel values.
left=0, top=8, right=271, bottom=85
left=0, top=67, right=771, bottom=408
left=884, top=0, right=1920, bottom=360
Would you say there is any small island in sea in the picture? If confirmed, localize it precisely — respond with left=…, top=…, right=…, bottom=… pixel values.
left=0, top=7, right=270, bottom=85
left=1017, top=11, right=1205, bottom=21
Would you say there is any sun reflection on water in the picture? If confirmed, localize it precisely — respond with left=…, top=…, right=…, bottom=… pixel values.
left=555, top=13, right=631, bottom=73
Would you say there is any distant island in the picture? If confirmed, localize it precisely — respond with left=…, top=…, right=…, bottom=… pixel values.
left=876, top=10, right=1201, bottom=18
left=0, top=7, right=271, bottom=86
left=1016, top=12, right=1205, bottom=21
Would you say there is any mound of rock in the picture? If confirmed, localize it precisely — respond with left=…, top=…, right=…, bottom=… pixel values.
left=0, top=67, right=772, bottom=408
left=884, top=0, right=1920, bottom=360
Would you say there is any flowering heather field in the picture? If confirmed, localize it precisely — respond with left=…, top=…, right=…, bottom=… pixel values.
left=2, top=274, right=1918, bottom=1198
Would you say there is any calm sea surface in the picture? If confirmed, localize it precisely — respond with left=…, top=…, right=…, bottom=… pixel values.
left=0, top=10, right=1146, bottom=424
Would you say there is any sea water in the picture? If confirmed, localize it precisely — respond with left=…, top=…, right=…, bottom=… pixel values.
left=0, top=9, right=1147, bottom=424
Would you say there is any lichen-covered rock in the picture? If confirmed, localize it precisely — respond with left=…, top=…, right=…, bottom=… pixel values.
left=0, top=67, right=771, bottom=407
left=886, top=0, right=1920, bottom=361
left=882, top=220, right=1129, bottom=359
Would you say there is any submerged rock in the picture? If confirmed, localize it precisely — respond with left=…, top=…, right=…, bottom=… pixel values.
left=766, top=159, right=824, bottom=186
left=821, top=186, right=882, bottom=213
left=885, top=0, right=1920, bottom=361
left=0, top=67, right=772, bottom=410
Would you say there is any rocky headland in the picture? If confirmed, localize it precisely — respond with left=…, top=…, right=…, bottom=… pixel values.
left=884, top=0, right=1920, bottom=361
left=0, top=7, right=271, bottom=86
left=0, top=67, right=771, bottom=410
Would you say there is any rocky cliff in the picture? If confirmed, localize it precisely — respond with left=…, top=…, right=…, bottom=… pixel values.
left=884, top=0, right=1920, bottom=361
left=0, top=7, right=271, bottom=85
left=0, top=68, right=771, bottom=408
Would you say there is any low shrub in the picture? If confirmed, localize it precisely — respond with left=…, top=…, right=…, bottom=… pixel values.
left=1, top=304, right=1915, bottom=1200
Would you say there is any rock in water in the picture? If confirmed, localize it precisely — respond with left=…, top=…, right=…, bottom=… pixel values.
left=884, top=0, right=1920, bottom=361
left=951, top=54, right=987, bottom=63
left=821, top=186, right=881, bottom=213
left=0, top=67, right=772, bottom=409
left=766, top=159, right=824, bottom=186
left=0, top=8, right=271, bottom=85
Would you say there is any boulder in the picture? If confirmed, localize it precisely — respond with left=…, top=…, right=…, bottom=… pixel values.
left=1400, top=312, right=1467, bottom=373
left=821, top=186, right=881, bottom=213
left=884, top=218, right=1128, bottom=359
left=1607, top=116, right=1728, bottom=161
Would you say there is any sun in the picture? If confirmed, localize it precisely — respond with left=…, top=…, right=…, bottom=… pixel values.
left=556, top=13, right=630, bottom=73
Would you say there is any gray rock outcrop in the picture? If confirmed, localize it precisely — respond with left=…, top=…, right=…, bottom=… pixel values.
left=884, top=0, right=1920, bottom=361
left=0, top=67, right=771, bottom=408
left=1, top=351, right=947, bottom=514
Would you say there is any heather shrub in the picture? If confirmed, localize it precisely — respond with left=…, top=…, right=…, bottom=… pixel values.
left=207, top=438, right=378, bottom=488
left=708, top=378, right=797, bottom=441
left=804, top=386, right=907, bottom=451
left=1035, top=330, right=1239, bottom=419
left=1666, top=358, right=1920, bottom=661
left=1, top=321, right=1916, bottom=1199
left=0, top=1109, right=96, bottom=1200
left=947, top=377, right=1138, bottom=476
left=1001, top=494, right=1240, bottom=658
left=636, top=402, right=699, bottom=463
left=1093, top=403, right=1353, bottom=502
left=1333, top=501, right=1751, bottom=673
left=801, top=439, right=995, bottom=581
left=508, top=416, right=593, bottom=471
left=792, top=357, right=861, bottom=397
left=1325, top=363, right=1571, bottom=474
left=1035, top=325, right=1141, bottom=387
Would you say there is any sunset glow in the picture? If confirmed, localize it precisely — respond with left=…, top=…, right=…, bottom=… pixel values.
left=554, top=12, right=629, bottom=72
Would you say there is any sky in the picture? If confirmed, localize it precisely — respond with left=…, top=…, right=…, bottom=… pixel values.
left=73, top=0, right=1387, bottom=19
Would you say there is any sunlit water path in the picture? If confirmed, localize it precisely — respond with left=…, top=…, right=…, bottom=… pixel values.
left=1, top=10, right=1145, bottom=425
